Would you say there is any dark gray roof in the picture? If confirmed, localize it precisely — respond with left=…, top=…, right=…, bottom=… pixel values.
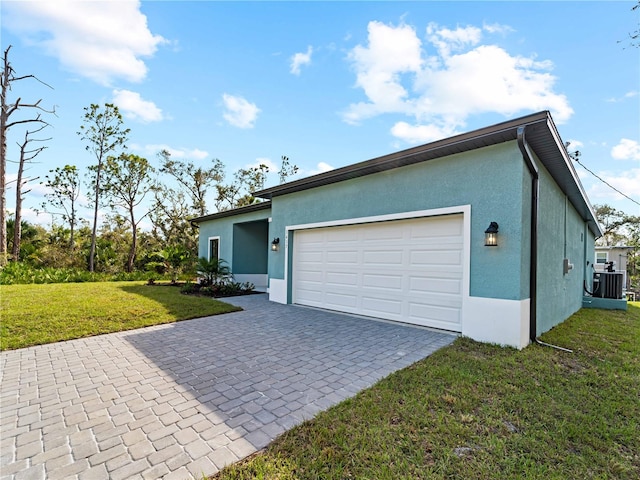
left=254, top=111, right=601, bottom=236
left=190, top=201, right=271, bottom=224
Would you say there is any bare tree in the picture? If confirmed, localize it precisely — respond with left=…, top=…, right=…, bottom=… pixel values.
left=158, top=150, right=225, bottom=217
left=278, top=155, right=299, bottom=184
left=11, top=124, right=50, bottom=260
left=1, top=45, right=54, bottom=264
left=78, top=103, right=129, bottom=271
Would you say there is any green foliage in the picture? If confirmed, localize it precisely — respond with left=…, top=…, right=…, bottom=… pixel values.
left=159, top=150, right=224, bottom=217
left=196, top=256, right=232, bottom=286
left=146, top=245, right=195, bottom=283
left=193, top=281, right=255, bottom=297
left=41, top=164, right=81, bottom=248
left=0, top=261, right=155, bottom=285
left=78, top=103, right=130, bottom=272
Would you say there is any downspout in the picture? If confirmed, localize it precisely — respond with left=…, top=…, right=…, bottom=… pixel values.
left=517, top=126, right=572, bottom=353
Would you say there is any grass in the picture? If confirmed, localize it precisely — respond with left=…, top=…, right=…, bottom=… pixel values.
left=0, top=281, right=241, bottom=350
left=214, top=303, right=640, bottom=480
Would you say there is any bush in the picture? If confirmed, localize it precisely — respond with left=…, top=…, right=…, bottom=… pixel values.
left=182, top=281, right=255, bottom=298
left=0, top=262, right=158, bottom=285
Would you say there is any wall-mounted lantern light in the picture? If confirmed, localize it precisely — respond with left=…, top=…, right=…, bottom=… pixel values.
left=271, top=237, right=280, bottom=252
left=484, top=222, right=499, bottom=247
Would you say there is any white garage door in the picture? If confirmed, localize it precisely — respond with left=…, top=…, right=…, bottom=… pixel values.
left=292, top=214, right=464, bottom=332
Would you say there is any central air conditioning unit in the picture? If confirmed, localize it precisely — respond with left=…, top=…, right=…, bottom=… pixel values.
left=592, top=272, right=624, bottom=299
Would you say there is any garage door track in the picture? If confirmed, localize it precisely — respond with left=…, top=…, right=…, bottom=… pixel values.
left=1, top=294, right=455, bottom=480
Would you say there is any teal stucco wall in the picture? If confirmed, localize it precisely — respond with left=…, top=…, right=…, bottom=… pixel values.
left=197, top=207, right=271, bottom=272
left=232, top=221, right=269, bottom=275
left=535, top=158, right=593, bottom=335
left=269, top=141, right=529, bottom=301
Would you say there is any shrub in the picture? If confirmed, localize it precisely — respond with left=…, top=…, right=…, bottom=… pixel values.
left=0, top=262, right=158, bottom=285
left=196, top=257, right=232, bottom=287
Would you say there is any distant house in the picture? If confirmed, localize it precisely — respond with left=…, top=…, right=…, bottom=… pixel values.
left=594, top=245, right=634, bottom=291
left=192, top=111, right=602, bottom=349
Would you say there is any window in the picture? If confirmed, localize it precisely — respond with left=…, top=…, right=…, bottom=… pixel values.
left=208, top=237, right=220, bottom=261
left=595, top=252, right=607, bottom=264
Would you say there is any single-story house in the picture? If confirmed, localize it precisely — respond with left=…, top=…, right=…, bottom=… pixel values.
left=192, top=111, right=603, bottom=349
left=594, top=245, right=634, bottom=292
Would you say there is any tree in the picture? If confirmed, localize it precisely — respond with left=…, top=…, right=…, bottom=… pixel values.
left=594, top=204, right=638, bottom=246
left=78, top=103, right=129, bottom=272
left=216, top=163, right=270, bottom=210
left=102, top=153, right=155, bottom=272
left=1, top=45, right=54, bottom=265
left=42, top=165, right=81, bottom=250
left=149, top=186, right=198, bottom=254
left=158, top=150, right=224, bottom=217
left=11, top=124, right=50, bottom=260
left=278, top=155, right=299, bottom=184
left=625, top=1, right=640, bottom=48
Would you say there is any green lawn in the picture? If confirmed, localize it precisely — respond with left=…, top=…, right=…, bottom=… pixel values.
left=215, top=304, right=640, bottom=480
left=0, top=281, right=241, bottom=350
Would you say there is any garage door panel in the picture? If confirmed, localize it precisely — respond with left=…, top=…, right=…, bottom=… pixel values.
left=326, top=251, right=359, bottom=264
left=362, top=274, right=403, bottom=290
left=409, top=302, right=460, bottom=323
left=295, top=270, right=323, bottom=283
left=362, top=225, right=404, bottom=241
left=325, top=292, right=358, bottom=309
left=410, top=250, right=462, bottom=266
left=326, top=272, right=358, bottom=286
left=361, top=297, right=403, bottom=316
left=411, top=217, right=462, bottom=237
left=409, top=277, right=461, bottom=295
left=362, top=250, right=404, bottom=265
left=293, top=214, right=464, bottom=332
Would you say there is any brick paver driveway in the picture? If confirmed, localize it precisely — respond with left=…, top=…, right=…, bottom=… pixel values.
left=1, top=294, right=455, bottom=480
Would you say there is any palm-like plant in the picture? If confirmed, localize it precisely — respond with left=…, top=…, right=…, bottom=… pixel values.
left=196, top=257, right=232, bottom=286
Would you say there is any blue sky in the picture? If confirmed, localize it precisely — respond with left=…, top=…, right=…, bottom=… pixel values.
left=2, top=0, right=639, bottom=231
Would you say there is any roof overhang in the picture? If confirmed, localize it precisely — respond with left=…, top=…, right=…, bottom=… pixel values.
left=190, top=201, right=271, bottom=224
left=255, top=111, right=602, bottom=237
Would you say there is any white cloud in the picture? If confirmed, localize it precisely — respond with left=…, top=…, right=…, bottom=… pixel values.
left=307, top=162, right=335, bottom=176
left=133, top=144, right=209, bottom=160
left=427, top=23, right=482, bottom=58
left=482, top=23, right=516, bottom=35
left=586, top=168, right=640, bottom=205
left=290, top=46, right=313, bottom=75
left=344, top=21, right=423, bottom=125
left=222, top=94, right=260, bottom=129
left=390, top=121, right=456, bottom=144
left=3, top=0, right=166, bottom=86
left=343, top=20, right=573, bottom=144
left=606, top=90, right=639, bottom=103
left=611, top=139, right=640, bottom=160
left=112, top=89, right=163, bottom=123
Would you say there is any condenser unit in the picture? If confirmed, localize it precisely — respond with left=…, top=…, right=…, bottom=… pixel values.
left=593, top=272, right=624, bottom=299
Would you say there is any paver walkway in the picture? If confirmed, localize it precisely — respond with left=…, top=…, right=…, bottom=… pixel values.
left=1, top=294, right=455, bottom=480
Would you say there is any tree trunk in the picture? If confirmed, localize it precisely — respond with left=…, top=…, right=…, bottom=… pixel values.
left=11, top=156, right=23, bottom=260
left=127, top=206, right=137, bottom=273
left=88, top=165, right=102, bottom=272
left=0, top=53, right=8, bottom=266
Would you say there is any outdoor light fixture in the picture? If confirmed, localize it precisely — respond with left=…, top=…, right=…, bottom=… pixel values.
left=271, top=237, right=280, bottom=252
left=484, top=222, right=499, bottom=246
